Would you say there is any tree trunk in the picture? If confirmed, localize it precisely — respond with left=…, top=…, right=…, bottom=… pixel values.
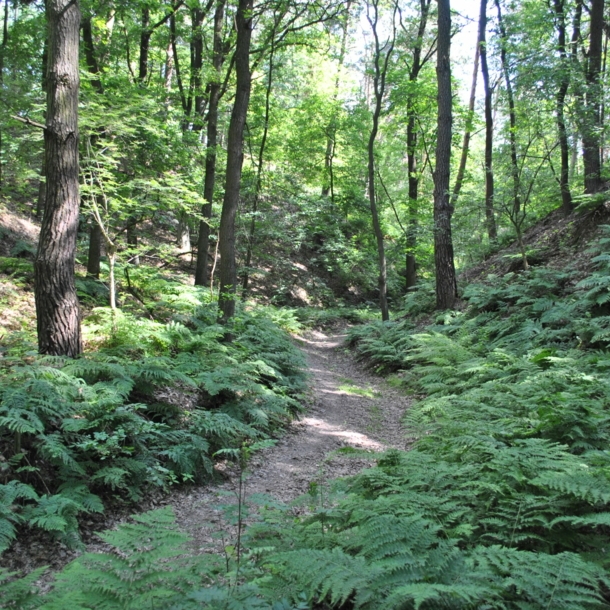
left=552, top=0, right=574, bottom=215
left=87, top=223, right=101, bottom=278
left=177, top=212, right=191, bottom=253
left=450, top=33, right=479, bottom=206
left=405, top=0, right=432, bottom=291
left=217, top=0, right=252, bottom=324
left=495, top=0, right=527, bottom=270
left=242, top=28, right=276, bottom=298
left=479, top=0, right=496, bottom=240
left=195, top=0, right=226, bottom=287
left=365, top=0, right=394, bottom=322
left=433, top=0, right=457, bottom=310
left=322, top=3, right=350, bottom=201
left=0, top=0, right=8, bottom=187
left=35, top=0, right=82, bottom=357
left=583, top=0, right=604, bottom=194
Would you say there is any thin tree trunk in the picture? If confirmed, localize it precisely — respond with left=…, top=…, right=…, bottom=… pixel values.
left=553, top=0, right=573, bottom=215
left=195, top=0, right=226, bottom=286
left=405, top=0, right=432, bottom=291
left=450, top=33, right=479, bottom=206
left=241, top=27, right=276, bottom=298
left=495, top=0, right=527, bottom=270
left=0, top=0, right=8, bottom=187
left=322, top=3, right=350, bottom=201
left=35, top=0, right=82, bottom=357
left=583, top=0, right=604, bottom=193
left=433, top=0, right=457, bottom=309
left=218, top=0, right=252, bottom=324
left=365, top=0, right=395, bottom=322
left=479, top=0, right=496, bottom=240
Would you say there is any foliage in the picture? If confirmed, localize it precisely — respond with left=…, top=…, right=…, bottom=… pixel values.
left=0, top=271, right=305, bottom=552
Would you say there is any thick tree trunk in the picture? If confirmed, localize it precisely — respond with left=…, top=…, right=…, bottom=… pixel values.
left=479, top=0, right=496, bottom=240
left=217, top=0, right=252, bottom=323
left=35, top=0, right=82, bottom=357
left=433, top=0, right=457, bottom=310
left=195, top=0, right=225, bottom=287
left=583, top=0, right=604, bottom=194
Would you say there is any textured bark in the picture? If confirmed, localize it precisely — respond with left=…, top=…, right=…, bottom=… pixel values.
left=35, top=0, right=82, bottom=357
left=433, top=0, right=457, bottom=310
left=195, top=0, right=226, bottom=287
left=479, top=0, right=496, bottom=240
left=583, top=0, right=604, bottom=194
left=217, top=0, right=252, bottom=323
left=138, top=6, right=150, bottom=83
left=405, top=0, right=432, bottom=291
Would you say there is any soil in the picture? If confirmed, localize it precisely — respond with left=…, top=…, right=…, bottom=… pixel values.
left=0, top=329, right=411, bottom=581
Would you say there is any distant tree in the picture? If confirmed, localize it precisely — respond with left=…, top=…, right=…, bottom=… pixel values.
left=433, top=0, right=456, bottom=310
left=35, top=0, right=82, bottom=356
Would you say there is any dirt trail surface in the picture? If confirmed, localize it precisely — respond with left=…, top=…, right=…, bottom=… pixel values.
left=1, top=330, right=411, bottom=577
left=171, top=329, right=411, bottom=551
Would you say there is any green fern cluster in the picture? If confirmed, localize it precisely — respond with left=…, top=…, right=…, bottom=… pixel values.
left=253, top=230, right=610, bottom=608
left=0, top=272, right=305, bottom=553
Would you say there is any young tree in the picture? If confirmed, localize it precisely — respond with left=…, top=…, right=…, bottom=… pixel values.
left=35, top=0, right=82, bottom=356
left=433, top=0, right=456, bottom=309
left=478, top=0, right=496, bottom=239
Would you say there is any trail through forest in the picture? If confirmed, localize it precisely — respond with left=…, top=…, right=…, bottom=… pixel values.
left=1, top=329, right=411, bottom=577
left=171, top=328, right=411, bottom=552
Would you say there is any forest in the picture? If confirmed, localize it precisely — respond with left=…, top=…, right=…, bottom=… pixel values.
left=2, top=0, right=610, bottom=607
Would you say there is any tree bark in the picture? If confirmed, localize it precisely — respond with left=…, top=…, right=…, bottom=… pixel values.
left=583, top=0, right=604, bottom=194
left=479, top=0, right=496, bottom=240
left=217, top=0, right=252, bottom=323
left=35, top=0, right=82, bottom=357
left=195, top=0, right=226, bottom=287
left=433, top=0, right=457, bottom=310
left=87, top=223, right=101, bottom=277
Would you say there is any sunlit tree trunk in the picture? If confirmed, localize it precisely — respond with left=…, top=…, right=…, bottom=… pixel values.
left=433, top=0, right=457, bottom=309
left=35, top=0, right=82, bottom=356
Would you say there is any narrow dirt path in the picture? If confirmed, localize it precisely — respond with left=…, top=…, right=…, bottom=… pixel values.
left=171, top=329, right=411, bottom=551
left=1, top=330, right=411, bottom=577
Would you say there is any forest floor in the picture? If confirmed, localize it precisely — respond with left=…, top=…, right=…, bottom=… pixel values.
left=2, top=328, right=411, bottom=579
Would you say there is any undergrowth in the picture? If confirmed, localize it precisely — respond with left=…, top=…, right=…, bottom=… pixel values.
left=0, top=268, right=305, bottom=552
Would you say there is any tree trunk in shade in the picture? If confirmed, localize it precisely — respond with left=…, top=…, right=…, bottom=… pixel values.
left=217, top=0, right=252, bottom=324
left=35, top=0, right=82, bottom=357
left=195, top=0, right=226, bottom=286
left=87, top=223, right=101, bottom=278
left=433, top=0, right=457, bottom=310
